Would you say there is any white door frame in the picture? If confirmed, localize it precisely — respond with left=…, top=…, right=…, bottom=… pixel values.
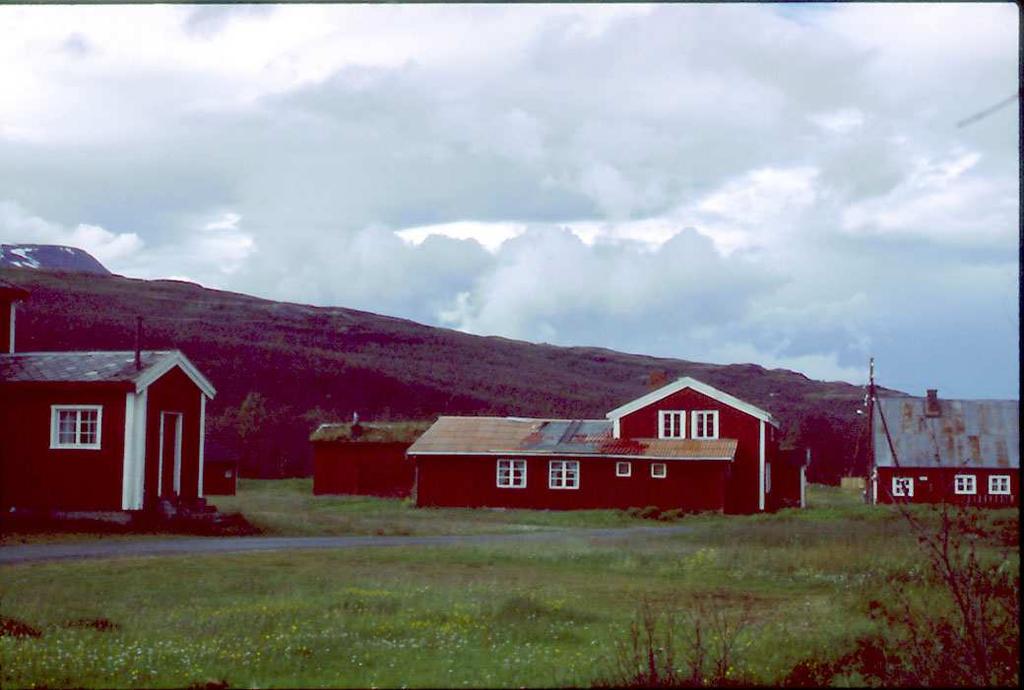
left=157, top=411, right=184, bottom=498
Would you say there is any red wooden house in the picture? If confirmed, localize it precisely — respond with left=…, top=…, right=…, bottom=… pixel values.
left=409, top=377, right=798, bottom=514
left=870, top=390, right=1018, bottom=507
left=0, top=280, right=217, bottom=513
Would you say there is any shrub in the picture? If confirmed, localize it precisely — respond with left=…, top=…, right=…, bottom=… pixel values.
left=64, top=617, right=120, bottom=632
left=784, top=503, right=1020, bottom=687
left=0, top=615, right=41, bottom=638
left=597, top=595, right=755, bottom=687
left=639, top=506, right=662, bottom=521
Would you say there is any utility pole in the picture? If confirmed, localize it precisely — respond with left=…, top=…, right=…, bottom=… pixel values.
left=864, top=357, right=875, bottom=503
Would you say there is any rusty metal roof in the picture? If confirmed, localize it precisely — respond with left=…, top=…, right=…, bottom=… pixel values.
left=407, top=416, right=737, bottom=461
left=873, top=396, right=1019, bottom=469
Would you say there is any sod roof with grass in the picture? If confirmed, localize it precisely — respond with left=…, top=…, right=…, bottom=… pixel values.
left=309, top=421, right=433, bottom=444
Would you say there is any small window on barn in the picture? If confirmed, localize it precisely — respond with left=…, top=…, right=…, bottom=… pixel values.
left=496, top=459, right=527, bottom=488
left=954, top=474, right=976, bottom=495
left=651, top=463, right=667, bottom=479
left=691, top=411, right=719, bottom=440
left=549, top=460, right=580, bottom=489
left=658, top=410, right=686, bottom=439
left=50, top=405, right=103, bottom=450
left=616, top=461, right=631, bottom=477
left=891, top=476, right=914, bottom=498
left=989, top=475, right=1011, bottom=495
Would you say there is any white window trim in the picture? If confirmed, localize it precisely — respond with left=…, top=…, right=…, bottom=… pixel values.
left=496, top=458, right=527, bottom=489
left=657, top=410, right=686, bottom=439
left=615, top=461, right=632, bottom=477
left=548, top=460, right=580, bottom=490
left=892, top=476, right=914, bottom=498
left=651, top=462, right=667, bottom=479
left=50, top=405, right=103, bottom=450
left=953, top=474, right=977, bottom=495
left=988, top=475, right=1011, bottom=495
left=691, top=410, right=720, bottom=440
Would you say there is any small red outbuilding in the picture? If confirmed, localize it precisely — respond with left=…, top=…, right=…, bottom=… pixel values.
left=409, top=377, right=795, bottom=514
left=0, top=280, right=217, bottom=513
left=311, top=422, right=429, bottom=497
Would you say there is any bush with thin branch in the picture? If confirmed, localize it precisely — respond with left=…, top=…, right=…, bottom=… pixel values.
left=598, top=594, right=755, bottom=688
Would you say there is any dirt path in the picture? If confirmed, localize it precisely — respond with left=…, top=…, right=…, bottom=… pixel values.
left=0, top=525, right=693, bottom=565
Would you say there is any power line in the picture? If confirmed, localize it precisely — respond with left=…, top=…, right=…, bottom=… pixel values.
left=955, top=92, right=1019, bottom=128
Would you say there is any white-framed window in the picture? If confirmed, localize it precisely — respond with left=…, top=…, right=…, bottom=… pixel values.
left=616, top=461, right=632, bottom=477
left=891, top=476, right=914, bottom=498
left=658, top=410, right=686, bottom=439
left=50, top=405, right=102, bottom=450
left=496, top=459, right=527, bottom=488
left=989, top=475, right=1011, bottom=495
left=954, top=474, right=977, bottom=495
left=549, top=460, right=580, bottom=489
left=651, top=463, right=667, bottom=479
left=691, top=410, right=719, bottom=440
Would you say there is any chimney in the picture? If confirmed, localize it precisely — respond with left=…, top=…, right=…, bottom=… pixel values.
left=134, top=316, right=143, bottom=371
left=0, top=283, right=29, bottom=354
left=924, top=389, right=941, bottom=417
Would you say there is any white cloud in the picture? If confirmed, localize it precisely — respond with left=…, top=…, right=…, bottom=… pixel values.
left=396, top=221, right=526, bottom=253
left=0, top=201, right=144, bottom=268
left=0, top=3, right=1017, bottom=396
left=808, top=108, right=865, bottom=134
left=841, top=149, right=1015, bottom=246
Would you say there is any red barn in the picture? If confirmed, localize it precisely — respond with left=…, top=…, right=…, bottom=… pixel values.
left=0, top=280, right=217, bottom=513
left=870, top=390, right=1019, bottom=507
left=311, top=421, right=429, bottom=497
left=409, top=377, right=790, bottom=514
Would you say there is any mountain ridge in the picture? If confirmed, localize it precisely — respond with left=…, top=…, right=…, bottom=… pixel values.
left=0, top=244, right=111, bottom=275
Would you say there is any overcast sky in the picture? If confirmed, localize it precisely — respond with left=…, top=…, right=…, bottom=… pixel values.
left=0, top=3, right=1018, bottom=398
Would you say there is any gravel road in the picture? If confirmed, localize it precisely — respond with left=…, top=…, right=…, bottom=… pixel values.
left=0, top=525, right=693, bottom=565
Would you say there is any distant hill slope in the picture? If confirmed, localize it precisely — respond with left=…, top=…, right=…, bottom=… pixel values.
left=0, top=268, right=885, bottom=482
left=0, top=244, right=111, bottom=275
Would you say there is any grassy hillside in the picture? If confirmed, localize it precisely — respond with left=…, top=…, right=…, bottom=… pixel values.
left=1, top=268, right=885, bottom=480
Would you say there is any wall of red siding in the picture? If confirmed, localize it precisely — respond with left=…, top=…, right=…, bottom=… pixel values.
left=203, top=460, right=237, bottom=495
left=143, top=366, right=203, bottom=508
left=875, top=467, right=1019, bottom=507
left=313, top=442, right=416, bottom=497
left=0, top=384, right=127, bottom=510
left=414, top=455, right=727, bottom=511
left=617, top=387, right=774, bottom=514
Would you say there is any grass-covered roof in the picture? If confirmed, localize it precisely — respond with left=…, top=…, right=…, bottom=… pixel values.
left=309, top=421, right=433, bottom=444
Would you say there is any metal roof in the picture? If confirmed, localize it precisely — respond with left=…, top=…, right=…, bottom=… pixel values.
left=407, top=416, right=737, bottom=461
left=0, top=278, right=30, bottom=299
left=873, top=396, right=1019, bottom=469
left=0, top=351, right=173, bottom=386
left=0, top=350, right=216, bottom=397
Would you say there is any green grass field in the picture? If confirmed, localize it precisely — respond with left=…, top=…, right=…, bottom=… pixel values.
left=1, top=483, right=1018, bottom=688
left=212, top=478, right=680, bottom=535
